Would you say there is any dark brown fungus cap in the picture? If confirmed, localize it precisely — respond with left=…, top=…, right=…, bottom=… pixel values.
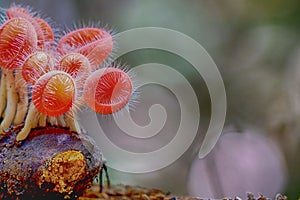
left=0, top=127, right=103, bottom=199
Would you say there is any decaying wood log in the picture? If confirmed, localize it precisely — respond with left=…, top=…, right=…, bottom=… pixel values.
left=0, top=127, right=103, bottom=199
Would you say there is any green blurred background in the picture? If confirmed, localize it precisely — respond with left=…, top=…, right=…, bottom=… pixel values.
left=2, top=0, right=300, bottom=198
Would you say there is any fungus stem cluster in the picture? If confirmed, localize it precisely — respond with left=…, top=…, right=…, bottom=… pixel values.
left=0, top=4, right=134, bottom=141
left=0, top=70, right=18, bottom=134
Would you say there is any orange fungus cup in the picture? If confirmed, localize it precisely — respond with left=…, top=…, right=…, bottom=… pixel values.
left=32, top=71, right=76, bottom=116
left=0, top=17, right=37, bottom=69
left=58, top=52, right=91, bottom=86
left=6, top=6, right=54, bottom=49
left=22, top=51, right=54, bottom=85
left=57, top=28, right=113, bottom=70
left=6, top=5, right=31, bottom=20
left=83, top=67, right=133, bottom=114
left=33, top=18, right=55, bottom=48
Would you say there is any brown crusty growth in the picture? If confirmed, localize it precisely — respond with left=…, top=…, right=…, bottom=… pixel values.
left=0, top=127, right=103, bottom=200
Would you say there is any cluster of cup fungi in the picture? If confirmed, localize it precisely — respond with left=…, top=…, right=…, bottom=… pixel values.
left=0, top=4, right=134, bottom=142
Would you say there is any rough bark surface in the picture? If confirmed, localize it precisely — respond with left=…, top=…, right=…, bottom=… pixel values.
left=0, top=127, right=103, bottom=199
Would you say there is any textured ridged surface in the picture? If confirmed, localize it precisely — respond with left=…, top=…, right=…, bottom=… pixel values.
left=0, top=127, right=103, bottom=199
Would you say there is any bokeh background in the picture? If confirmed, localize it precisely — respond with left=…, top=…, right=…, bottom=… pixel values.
left=2, top=0, right=300, bottom=198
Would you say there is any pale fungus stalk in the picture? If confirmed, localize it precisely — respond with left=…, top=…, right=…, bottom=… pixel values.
left=38, top=113, right=47, bottom=127
left=14, top=70, right=29, bottom=125
left=0, top=69, right=7, bottom=118
left=65, top=110, right=81, bottom=133
left=48, top=116, right=58, bottom=126
left=16, top=103, right=38, bottom=141
left=57, top=115, right=66, bottom=127
left=0, top=69, right=18, bottom=133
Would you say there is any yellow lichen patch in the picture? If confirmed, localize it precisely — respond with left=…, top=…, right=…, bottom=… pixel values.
left=39, top=150, right=87, bottom=194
